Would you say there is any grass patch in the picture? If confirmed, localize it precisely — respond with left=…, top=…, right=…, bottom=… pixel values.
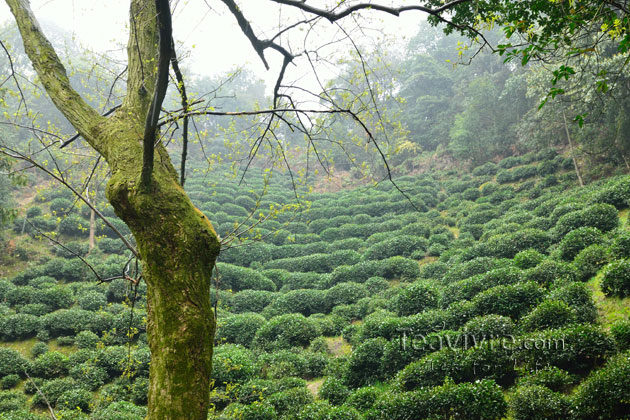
left=618, top=209, right=629, bottom=227
left=307, top=378, right=324, bottom=398
left=325, top=336, right=352, bottom=357
left=418, top=256, right=437, bottom=266
left=587, top=274, right=630, bottom=328
left=3, top=338, right=38, bottom=359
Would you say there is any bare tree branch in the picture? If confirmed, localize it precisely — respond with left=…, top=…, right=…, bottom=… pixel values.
left=170, top=38, right=190, bottom=186
left=269, top=0, right=473, bottom=21
left=141, top=0, right=173, bottom=188
left=5, top=0, right=104, bottom=144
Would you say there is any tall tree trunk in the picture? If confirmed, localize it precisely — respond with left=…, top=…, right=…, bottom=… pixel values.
left=563, top=111, right=584, bottom=187
left=5, top=1, right=221, bottom=418
left=102, top=116, right=221, bottom=420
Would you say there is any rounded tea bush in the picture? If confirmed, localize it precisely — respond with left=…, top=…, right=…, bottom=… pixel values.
left=516, top=366, right=576, bottom=392
left=462, top=314, right=515, bottom=338
left=216, top=313, right=266, bottom=348
left=318, top=376, right=350, bottom=405
left=547, top=282, right=597, bottom=324
left=212, top=344, right=259, bottom=386
left=573, top=244, right=609, bottom=281
left=610, top=319, right=630, bottom=350
left=519, top=300, right=577, bottom=332
left=254, top=314, right=320, bottom=350
left=557, top=227, right=604, bottom=261
left=344, top=338, right=387, bottom=388
left=572, top=351, right=630, bottom=420
left=601, top=259, right=630, bottom=297
left=368, top=379, right=507, bottom=420
left=508, top=385, right=570, bottom=420
left=390, top=281, right=439, bottom=316
left=513, top=249, right=545, bottom=269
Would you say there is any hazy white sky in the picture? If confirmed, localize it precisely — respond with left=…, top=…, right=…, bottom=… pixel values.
left=1, top=0, right=424, bottom=94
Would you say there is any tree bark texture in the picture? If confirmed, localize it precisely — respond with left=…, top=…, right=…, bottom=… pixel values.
left=5, top=1, right=221, bottom=418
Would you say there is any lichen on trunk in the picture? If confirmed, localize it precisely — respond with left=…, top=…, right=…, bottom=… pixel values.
left=6, top=1, right=222, bottom=417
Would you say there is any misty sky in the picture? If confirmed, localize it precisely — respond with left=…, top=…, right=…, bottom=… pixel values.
left=1, top=0, right=424, bottom=94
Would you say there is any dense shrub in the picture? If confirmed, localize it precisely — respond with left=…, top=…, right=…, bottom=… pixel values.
left=508, top=385, right=570, bottom=420
left=254, top=314, right=320, bottom=350
left=483, top=229, right=551, bottom=259
left=318, top=377, right=350, bottom=405
left=49, top=198, right=73, bottom=215
left=220, top=402, right=278, bottom=420
left=590, top=177, right=630, bottom=209
left=610, top=319, right=630, bottom=350
left=390, top=281, right=438, bottom=316
left=32, top=351, right=70, bottom=379
left=554, top=203, right=618, bottom=238
left=523, top=259, right=577, bottom=287
left=325, top=283, right=368, bottom=308
left=557, top=227, right=604, bottom=261
left=216, top=263, right=276, bottom=292
left=0, top=313, right=40, bottom=340
left=473, top=162, right=498, bottom=176
left=363, top=236, right=427, bottom=260
left=78, top=290, right=107, bottom=311
left=91, top=401, right=147, bottom=420
left=0, top=348, right=30, bottom=378
left=0, top=375, right=20, bottom=390
left=442, top=257, right=509, bottom=284
left=519, top=300, right=577, bottom=332
left=57, top=388, right=92, bottom=412
left=517, top=324, right=614, bottom=373
left=98, top=238, right=126, bottom=254
left=41, top=309, right=112, bottom=337
left=573, top=244, right=608, bottom=281
left=219, top=243, right=272, bottom=267
left=399, top=222, right=431, bottom=238
left=216, top=313, right=266, bottom=347
left=263, top=289, right=328, bottom=316
left=601, top=259, right=630, bottom=297
left=516, top=366, right=576, bottom=392
left=498, top=156, right=523, bottom=169
left=229, top=290, right=276, bottom=313
left=441, top=267, right=523, bottom=307
left=547, top=282, right=597, bottom=323
left=377, top=257, right=421, bottom=280
left=364, top=276, right=389, bottom=294
left=369, top=380, right=506, bottom=420
left=279, top=272, right=328, bottom=291
left=212, top=345, right=259, bottom=386
left=572, top=351, right=630, bottom=419
left=344, top=338, right=387, bottom=388
left=462, top=314, right=515, bottom=338
left=609, top=230, right=630, bottom=259
left=470, top=281, right=545, bottom=319
left=0, top=390, right=28, bottom=413
left=418, top=261, right=449, bottom=280
left=330, top=256, right=420, bottom=285
left=267, top=387, right=314, bottom=415
left=345, top=386, right=381, bottom=411
left=396, top=341, right=516, bottom=389
left=35, top=286, right=74, bottom=310
left=513, top=249, right=544, bottom=269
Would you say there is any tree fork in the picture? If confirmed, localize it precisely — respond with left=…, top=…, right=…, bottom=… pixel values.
left=6, top=1, right=221, bottom=418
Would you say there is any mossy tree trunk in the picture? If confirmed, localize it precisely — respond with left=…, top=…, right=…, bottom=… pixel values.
left=6, top=1, right=220, bottom=419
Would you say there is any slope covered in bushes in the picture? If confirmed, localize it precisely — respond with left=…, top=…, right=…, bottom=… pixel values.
left=1, top=149, right=630, bottom=419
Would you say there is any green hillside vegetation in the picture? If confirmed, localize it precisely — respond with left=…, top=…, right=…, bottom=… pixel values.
left=1, top=151, right=630, bottom=420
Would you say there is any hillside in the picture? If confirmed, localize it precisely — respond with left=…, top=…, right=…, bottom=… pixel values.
left=1, top=149, right=630, bottom=420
